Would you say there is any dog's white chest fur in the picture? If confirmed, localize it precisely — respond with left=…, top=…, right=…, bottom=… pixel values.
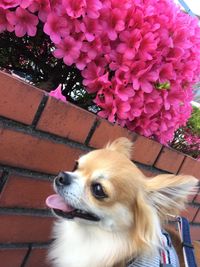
left=49, top=220, right=130, bottom=267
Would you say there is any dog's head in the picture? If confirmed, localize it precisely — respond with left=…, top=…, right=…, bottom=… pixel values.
left=46, top=137, right=198, bottom=253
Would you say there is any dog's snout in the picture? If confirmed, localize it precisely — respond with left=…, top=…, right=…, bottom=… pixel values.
left=55, top=172, right=72, bottom=187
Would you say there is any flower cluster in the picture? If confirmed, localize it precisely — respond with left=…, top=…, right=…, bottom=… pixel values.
left=1, top=0, right=200, bottom=143
left=171, top=126, right=200, bottom=160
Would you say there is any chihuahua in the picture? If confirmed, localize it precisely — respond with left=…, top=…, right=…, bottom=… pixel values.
left=46, top=137, right=198, bottom=267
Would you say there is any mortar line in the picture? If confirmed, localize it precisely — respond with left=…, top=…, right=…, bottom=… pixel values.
left=84, top=118, right=100, bottom=146
left=0, top=241, right=51, bottom=249
left=152, top=146, right=164, bottom=168
left=31, top=94, right=49, bottom=128
left=0, top=207, right=53, bottom=217
left=176, top=156, right=186, bottom=174
left=0, top=164, right=54, bottom=181
left=0, top=116, right=91, bottom=152
left=0, top=170, right=9, bottom=194
left=20, top=244, right=32, bottom=267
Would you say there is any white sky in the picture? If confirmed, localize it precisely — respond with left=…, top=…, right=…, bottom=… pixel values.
left=174, top=0, right=200, bottom=15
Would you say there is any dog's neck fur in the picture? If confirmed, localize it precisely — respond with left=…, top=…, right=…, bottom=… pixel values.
left=49, top=219, right=161, bottom=267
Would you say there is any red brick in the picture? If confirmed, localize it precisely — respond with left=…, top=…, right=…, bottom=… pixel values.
left=190, top=225, right=200, bottom=241
left=0, top=248, right=28, bottom=267
left=37, top=97, right=96, bottom=143
left=89, top=119, right=135, bottom=148
left=179, top=156, right=200, bottom=180
left=26, top=248, right=50, bottom=267
left=193, top=208, right=200, bottom=224
left=0, top=215, right=54, bottom=243
left=0, top=128, right=84, bottom=174
left=154, top=147, right=185, bottom=174
left=0, top=174, right=54, bottom=209
left=132, top=136, right=162, bottom=166
left=181, top=206, right=199, bottom=222
left=0, top=71, right=44, bottom=125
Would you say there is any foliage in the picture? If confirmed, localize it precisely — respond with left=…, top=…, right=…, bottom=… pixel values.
left=0, top=29, right=92, bottom=108
left=1, top=0, right=200, bottom=144
left=188, top=106, right=200, bottom=135
left=170, top=107, right=200, bottom=159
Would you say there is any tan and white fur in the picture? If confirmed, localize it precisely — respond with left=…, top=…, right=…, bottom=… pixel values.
left=47, top=137, right=198, bottom=267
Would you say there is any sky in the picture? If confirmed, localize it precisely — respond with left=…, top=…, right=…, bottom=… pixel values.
left=174, top=0, right=200, bottom=15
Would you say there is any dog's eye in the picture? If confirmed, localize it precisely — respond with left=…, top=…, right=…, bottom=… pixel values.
left=72, top=161, right=79, bottom=172
left=91, top=183, right=108, bottom=199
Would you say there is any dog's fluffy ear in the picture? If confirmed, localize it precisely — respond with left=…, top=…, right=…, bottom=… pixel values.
left=146, top=174, right=198, bottom=216
left=106, top=137, right=133, bottom=159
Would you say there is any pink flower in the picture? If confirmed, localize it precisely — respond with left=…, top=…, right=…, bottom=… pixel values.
left=85, top=73, right=111, bottom=93
left=50, top=0, right=62, bottom=14
left=53, top=36, right=82, bottom=66
left=76, top=52, right=92, bottom=70
left=49, top=84, right=66, bottom=102
left=0, top=0, right=20, bottom=9
left=158, top=63, right=176, bottom=83
left=100, top=7, right=126, bottom=40
left=95, top=89, right=116, bottom=122
left=82, top=62, right=111, bottom=93
left=143, top=91, right=162, bottom=115
left=127, top=93, right=144, bottom=120
left=80, top=38, right=101, bottom=60
left=115, top=67, right=129, bottom=86
left=117, top=29, right=141, bottom=60
left=0, top=8, right=13, bottom=33
left=20, top=0, right=33, bottom=9
left=44, top=12, right=69, bottom=43
left=85, top=0, right=102, bottom=19
left=7, top=7, right=38, bottom=37
left=115, top=98, right=131, bottom=120
left=80, top=17, right=102, bottom=42
left=138, top=32, right=158, bottom=60
left=63, top=0, right=86, bottom=18
left=130, top=62, right=159, bottom=93
left=28, top=0, right=50, bottom=22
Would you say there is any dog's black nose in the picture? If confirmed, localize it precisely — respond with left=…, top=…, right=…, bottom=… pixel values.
left=55, top=172, right=72, bottom=186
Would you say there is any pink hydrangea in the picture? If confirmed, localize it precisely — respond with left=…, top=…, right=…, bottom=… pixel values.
left=7, top=6, right=38, bottom=37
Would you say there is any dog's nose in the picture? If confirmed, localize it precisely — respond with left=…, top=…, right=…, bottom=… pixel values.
left=55, top=172, right=72, bottom=187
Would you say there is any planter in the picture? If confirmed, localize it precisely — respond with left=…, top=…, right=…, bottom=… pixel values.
left=0, top=71, right=199, bottom=267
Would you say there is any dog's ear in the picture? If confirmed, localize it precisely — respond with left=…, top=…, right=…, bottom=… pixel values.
left=106, top=137, right=133, bottom=159
left=146, top=174, right=198, bottom=216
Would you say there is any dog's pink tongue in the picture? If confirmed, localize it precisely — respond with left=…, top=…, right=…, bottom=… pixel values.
left=46, top=194, right=74, bottom=212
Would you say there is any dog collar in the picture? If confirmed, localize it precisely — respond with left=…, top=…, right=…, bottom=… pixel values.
left=127, top=216, right=198, bottom=267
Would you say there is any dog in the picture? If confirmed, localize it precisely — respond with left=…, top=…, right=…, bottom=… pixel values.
left=46, top=137, right=199, bottom=267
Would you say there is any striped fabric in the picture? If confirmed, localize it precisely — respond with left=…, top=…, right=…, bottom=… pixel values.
left=127, top=232, right=180, bottom=267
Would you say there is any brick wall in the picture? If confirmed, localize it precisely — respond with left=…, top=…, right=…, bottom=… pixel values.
left=0, top=71, right=199, bottom=267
